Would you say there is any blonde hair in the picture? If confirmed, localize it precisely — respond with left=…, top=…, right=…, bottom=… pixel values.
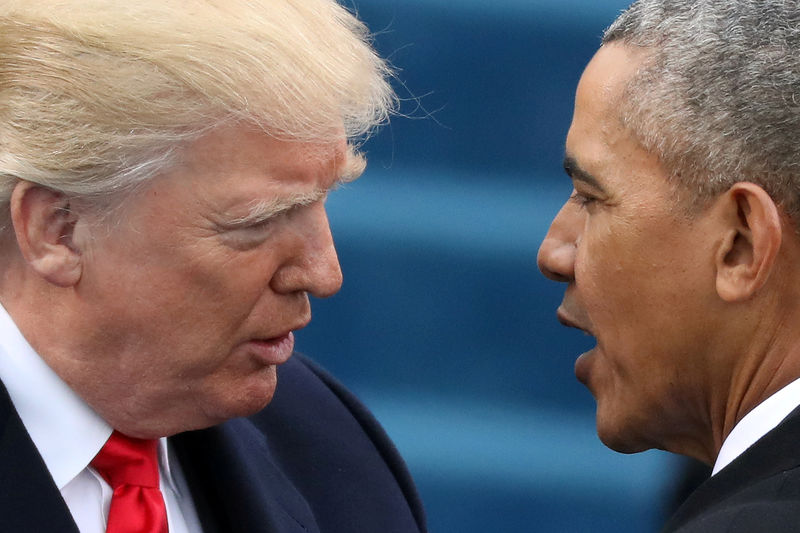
left=0, top=0, right=395, bottom=232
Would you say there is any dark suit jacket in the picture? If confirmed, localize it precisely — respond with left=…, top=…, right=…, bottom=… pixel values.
left=663, top=405, right=800, bottom=532
left=0, top=353, right=427, bottom=533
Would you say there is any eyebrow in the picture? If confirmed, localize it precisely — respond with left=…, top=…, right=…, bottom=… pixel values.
left=563, top=154, right=607, bottom=193
left=221, top=147, right=366, bottom=228
left=224, top=180, right=343, bottom=228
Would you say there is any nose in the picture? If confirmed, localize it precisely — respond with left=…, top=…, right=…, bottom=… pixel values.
left=271, top=203, right=343, bottom=298
left=537, top=199, right=582, bottom=282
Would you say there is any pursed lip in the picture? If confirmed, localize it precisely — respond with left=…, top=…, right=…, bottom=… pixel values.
left=246, top=317, right=311, bottom=365
left=246, top=333, right=294, bottom=365
left=556, top=306, right=593, bottom=336
left=269, top=316, right=311, bottom=340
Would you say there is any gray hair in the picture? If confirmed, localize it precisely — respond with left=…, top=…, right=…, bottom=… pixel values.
left=0, top=0, right=396, bottom=234
left=603, top=0, right=800, bottom=220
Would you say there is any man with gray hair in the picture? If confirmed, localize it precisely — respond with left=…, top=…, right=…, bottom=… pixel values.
left=0, top=1, right=426, bottom=532
left=538, top=0, right=800, bottom=531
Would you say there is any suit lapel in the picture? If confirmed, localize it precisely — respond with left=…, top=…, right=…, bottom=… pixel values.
left=172, top=417, right=319, bottom=533
left=663, top=404, right=800, bottom=531
left=0, top=380, right=79, bottom=532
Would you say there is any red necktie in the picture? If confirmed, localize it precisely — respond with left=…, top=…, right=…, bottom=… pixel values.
left=90, top=430, right=169, bottom=533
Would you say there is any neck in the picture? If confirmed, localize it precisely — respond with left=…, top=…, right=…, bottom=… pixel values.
left=706, top=289, right=800, bottom=463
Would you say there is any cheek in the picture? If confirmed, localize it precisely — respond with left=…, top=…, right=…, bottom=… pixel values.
left=96, top=257, right=270, bottom=359
left=163, top=240, right=281, bottom=302
left=574, top=226, right=635, bottom=303
left=575, top=224, right=685, bottom=336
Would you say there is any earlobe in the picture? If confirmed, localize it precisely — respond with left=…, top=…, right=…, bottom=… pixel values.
left=9, top=181, right=83, bottom=287
left=715, top=183, right=782, bottom=302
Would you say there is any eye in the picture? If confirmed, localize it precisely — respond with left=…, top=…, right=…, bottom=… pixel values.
left=569, top=190, right=597, bottom=209
left=218, top=213, right=282, bottom=250
left=241, top=217, right=275, bottom=232
left=236, top=204, right=299, bottom=234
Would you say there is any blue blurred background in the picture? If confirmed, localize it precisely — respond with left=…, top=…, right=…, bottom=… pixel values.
left=295, top=1, right=687, bottom=531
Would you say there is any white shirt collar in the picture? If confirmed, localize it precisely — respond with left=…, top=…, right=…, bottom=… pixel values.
left=713, top=376, right=800, bottom=475
left=0, top=302, right=179, bottom=494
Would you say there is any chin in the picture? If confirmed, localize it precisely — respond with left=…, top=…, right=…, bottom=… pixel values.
left=99, top=371, right=279, bottom=438
left=594, top=408, right=653, bottom=455
left=221, top=375, right=279, bottom=418
left=170, top=392, right=274, bottom=436
left=180, top=369, right=279, bottom=432
left=597, top=431, right=651, bottom=455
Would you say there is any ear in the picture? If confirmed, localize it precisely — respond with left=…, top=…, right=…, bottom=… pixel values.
left=714, top=182, right=782, bottom=302
left=9, top=181, right=83, bottom=287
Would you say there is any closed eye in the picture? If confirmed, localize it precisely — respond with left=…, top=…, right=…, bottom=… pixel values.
left=569, top=189, right=597, bottom=209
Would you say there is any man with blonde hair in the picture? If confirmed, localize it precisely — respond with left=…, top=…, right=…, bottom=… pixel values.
left=538, top=0, right=800, bottom=531
left=0, top=1, right=427, bottom=532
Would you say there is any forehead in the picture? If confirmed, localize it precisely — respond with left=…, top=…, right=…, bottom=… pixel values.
left=180, top=126, right=350, bottom=187
left=105, top=124, right=357, bottom=230
left=566, top=44, right=672, bottom=198
left=568, top=43, right=645, bottom=152
left=163, top=125, right=355, bottom=211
